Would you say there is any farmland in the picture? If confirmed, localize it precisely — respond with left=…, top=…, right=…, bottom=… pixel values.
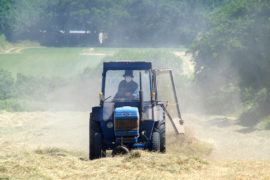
left=0, top=45, right=188, bottom=77
left=0, top=46, right=115, bottom=77
left=0, top=45, right=189, bottom=111
left=1, top=0, right=270, bottom=179
left=0, top=46, right=270, bottom=179
left=1, top=111, right=270, bottom=179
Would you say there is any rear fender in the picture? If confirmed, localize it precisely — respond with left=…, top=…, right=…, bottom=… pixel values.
left=140, top=120, right=155, bottom=140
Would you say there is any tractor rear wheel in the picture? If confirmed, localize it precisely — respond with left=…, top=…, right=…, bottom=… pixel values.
left=159, top=119, right=166, bottom=153
left=151, top=132, right=160, bottom=152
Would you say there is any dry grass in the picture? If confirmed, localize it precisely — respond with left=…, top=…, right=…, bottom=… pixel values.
left=0, top=146, right=209, bottom=180
left=1, top=146, right=270, bottom=180
left=1, top=112, right=270, bottom=179
left=167, top=129, right=213, bottom=157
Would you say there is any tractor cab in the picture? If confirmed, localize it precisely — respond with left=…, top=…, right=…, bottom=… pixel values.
left=89, top=61, right=184, bottom=160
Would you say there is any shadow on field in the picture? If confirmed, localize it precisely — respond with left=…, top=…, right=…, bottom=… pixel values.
left=203, top=117, right=234, bottom=128
left=236, top=127, right=256, bottom=134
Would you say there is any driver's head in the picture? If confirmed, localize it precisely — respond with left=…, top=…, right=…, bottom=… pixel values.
left=123, top=70, right=134, bottom=82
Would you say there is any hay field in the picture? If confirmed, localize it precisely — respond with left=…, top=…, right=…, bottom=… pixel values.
left=1, top=111, right=270, bottom=179
left=1, top=47, right=270, bottom=179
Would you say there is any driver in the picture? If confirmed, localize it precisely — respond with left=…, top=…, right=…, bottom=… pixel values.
left=114, top=70, right=139, bottom=100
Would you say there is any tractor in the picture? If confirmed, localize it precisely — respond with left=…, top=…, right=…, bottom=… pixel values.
left=89, top=61, right=184, bottom=160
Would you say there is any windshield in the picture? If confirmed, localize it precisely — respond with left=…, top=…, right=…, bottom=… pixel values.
left=104, top=70, right=151, bottom=102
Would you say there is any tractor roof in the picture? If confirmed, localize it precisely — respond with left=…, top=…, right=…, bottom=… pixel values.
left=103, top=61, right=152, bottom=71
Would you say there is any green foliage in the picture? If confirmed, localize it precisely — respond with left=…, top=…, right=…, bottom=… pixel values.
left=0, top=68, right=100, bottom=111
left=0, top=69, right=14, bottom=100
left=0, top=99, right=26, bottom=111
left=0, top=0, right=229, bottom=45
left=192, top=0, right=270, bottom=125
left=5, top=0, right=47, bottom=39
left=0, top=0, right=12, bottom=36
left=0, top=70, right=69, bottom=111
left=238, top=88, right=270, bottom=126
left=0, top=33, right=8, bottom=50
left=0, top=34, right=6, bottom=44
left=15, top=73, right=61, bottom=100
left=256, top=115, right=270, bottom=130
left=193, top=0, right=270, bottom=89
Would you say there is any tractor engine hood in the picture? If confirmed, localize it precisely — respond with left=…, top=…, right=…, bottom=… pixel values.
left=114, top=106, right=139, bottom=137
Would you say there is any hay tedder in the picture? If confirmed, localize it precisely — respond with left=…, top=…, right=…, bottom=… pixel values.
left=89, top=61, right=184, bottom=160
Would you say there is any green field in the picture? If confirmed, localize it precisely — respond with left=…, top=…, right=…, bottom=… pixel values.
left=0, top=46, right=188, bottom=111
left=0, top=46, right=186, bottom=78
left=0, top=47, right=117, bottom=78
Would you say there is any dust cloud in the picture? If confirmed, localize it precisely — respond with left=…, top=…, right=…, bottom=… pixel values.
left=166, top=52, right=270, bottom=159
left=1, top=51, right=270, bottom=160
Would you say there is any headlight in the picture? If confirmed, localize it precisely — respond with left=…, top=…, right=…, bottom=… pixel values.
left=107, top=122, right=113, bottom=128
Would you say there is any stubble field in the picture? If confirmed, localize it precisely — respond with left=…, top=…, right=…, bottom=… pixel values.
left=0, top=46, right=270, bottom=179
left=1, top=111, right=270, bottom=179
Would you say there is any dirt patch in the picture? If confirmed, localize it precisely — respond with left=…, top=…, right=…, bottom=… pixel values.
left=0, top=47, right=42, bottom=54
left=80, top=48, right=114, bottom=56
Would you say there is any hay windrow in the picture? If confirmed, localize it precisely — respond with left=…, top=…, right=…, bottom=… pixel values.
left=0, top=147, right=208, bottom=180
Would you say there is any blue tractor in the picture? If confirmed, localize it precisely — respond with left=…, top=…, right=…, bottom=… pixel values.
left=89, top=61, right=184, bottom=160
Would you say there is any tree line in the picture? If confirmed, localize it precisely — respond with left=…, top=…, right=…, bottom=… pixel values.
left=192, top=0, right=270, bottom=127
left=0, top=0, right=229, bottom=46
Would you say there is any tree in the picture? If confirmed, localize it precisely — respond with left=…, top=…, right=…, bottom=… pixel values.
left=192, top=0, right=270, bottom=122
left=0, top=0, right=13, bottom=37
left=0, top=0, right=230, bottom=45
